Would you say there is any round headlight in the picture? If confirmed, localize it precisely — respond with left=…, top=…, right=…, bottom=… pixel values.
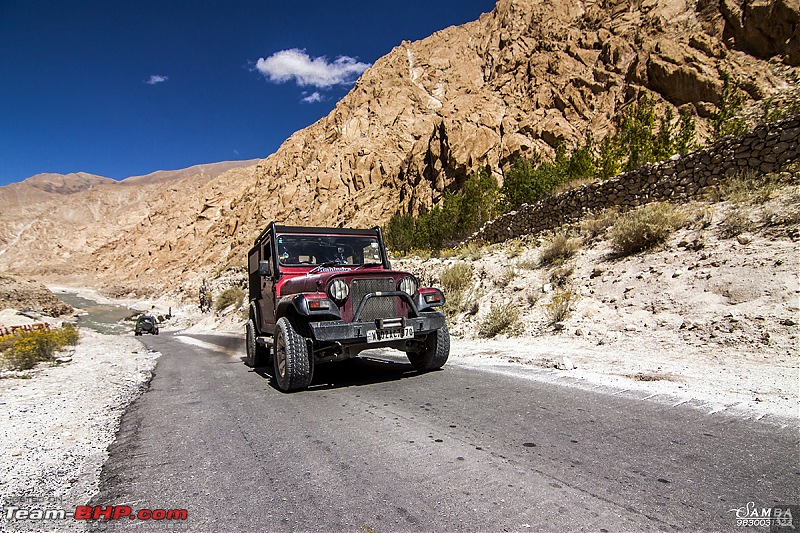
left=398, top=276, right=417, bottom=296
left=328, top=278, right=349, bottom=303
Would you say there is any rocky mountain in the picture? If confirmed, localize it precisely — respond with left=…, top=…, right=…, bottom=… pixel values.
left=0, top=161, right=257, bottom=279
left=0, top=0, right=797, bottom=296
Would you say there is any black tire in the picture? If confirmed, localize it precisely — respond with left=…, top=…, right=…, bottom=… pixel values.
left=273, top=317, right=313, bottom=391
left=407, top=325, right=450, bottom=371
left=246, top=318, right=270, bottom=367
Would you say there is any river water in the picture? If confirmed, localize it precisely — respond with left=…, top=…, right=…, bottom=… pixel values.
left=58, top=293, right=139, bottom=335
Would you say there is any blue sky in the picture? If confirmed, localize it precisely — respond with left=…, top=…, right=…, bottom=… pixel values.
left=0, top=0, right=496, bottom=186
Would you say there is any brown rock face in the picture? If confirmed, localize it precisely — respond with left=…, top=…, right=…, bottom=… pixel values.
left=0, top=275, right=73, bottom=317
left=0, top=0, right=797, bottom=295
left=721, top=0, right=800, bottom=65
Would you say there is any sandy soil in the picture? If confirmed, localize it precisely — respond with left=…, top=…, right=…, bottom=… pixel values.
left=391, top=191, right=799, bottom=424
left=0, top=330, right=159, bottom=532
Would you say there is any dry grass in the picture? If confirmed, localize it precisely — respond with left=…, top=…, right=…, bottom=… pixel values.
left=439, top=263, right=478, bottom=319
left=496, top=265, right=517, bottom=288
left=515, top=257, right=539, bottom=270
left=719, top=207, right=755, bottom=238
left=539, top=233, right=581, bottom=266
left=580, top=208, right=618, bottom=241
left=442, top=240, right=488, bottom=261
left=215, top=287, right=245, bottom=312
left=609, top=202, right=689, bottom=256
left=442, top=288, right=480, bottom=318
left=478, top=302, right=522, bottom=338
left=552, top=177, right=597, bottom=195
left=505, top=239, right=525, bottom=259
left=718, top=171, right=781, bottom=205
left=762, top=187, right=800, bottom=226
left=688, top=204, right=714, bottom=229
left=549, top=265, right=574, bottom=289
left=544, top=289, right=576, bottom=325
left=439, top=263, right=474, bottom=293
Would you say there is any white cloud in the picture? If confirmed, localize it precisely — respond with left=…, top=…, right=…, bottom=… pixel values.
left=145, top=75, right=169, bottom=85
left=301, top=91, right=323, bottom=103
left=255, top=48, right=370, bottom=88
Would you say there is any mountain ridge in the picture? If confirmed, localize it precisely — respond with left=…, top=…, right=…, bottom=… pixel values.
left=0, top=0, right=797, bottom=297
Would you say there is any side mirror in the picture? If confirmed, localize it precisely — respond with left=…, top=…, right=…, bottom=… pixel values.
left=258, top=260, right=272, bottom=277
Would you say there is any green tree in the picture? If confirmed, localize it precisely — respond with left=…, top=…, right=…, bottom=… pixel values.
left=386, top=168, right=501, bottom=252
left=711, top=71, right=747, bottom=139
left=500, top=138, right=596, bottom=211
left=598, top=95, right=697, bottom=177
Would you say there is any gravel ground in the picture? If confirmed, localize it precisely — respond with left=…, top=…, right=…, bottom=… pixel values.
left=0, top=330, right=158, bottom=533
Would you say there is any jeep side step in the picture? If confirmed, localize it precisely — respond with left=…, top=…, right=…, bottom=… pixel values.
left=256, top=336, right=273, bottom=347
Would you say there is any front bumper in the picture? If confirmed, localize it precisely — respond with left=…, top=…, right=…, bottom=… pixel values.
left=308, top=312, right=446, bottom=343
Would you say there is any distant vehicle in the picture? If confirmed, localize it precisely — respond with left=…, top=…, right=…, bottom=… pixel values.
left=134, top=315, right=159, bottom=336
left=246, top=223, right=449, bottom=392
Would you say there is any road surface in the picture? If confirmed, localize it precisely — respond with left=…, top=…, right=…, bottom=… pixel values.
left=89, top=332, right=798, bottom=531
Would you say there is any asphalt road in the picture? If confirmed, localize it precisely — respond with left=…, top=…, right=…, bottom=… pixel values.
left=88, top=332, right=799, bottom=532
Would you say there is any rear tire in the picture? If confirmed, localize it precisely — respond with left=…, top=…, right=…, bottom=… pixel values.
left=246, top=318, right=269, bottom=367
left=273, top=317, right=313, bottom=391
left=407, top=325, right=450, bottom=371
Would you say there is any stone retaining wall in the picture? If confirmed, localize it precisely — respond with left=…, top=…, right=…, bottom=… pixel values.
left=469, top=118, right=800, bottom=244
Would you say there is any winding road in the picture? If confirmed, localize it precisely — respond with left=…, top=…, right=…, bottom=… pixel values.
left=89, top=332, right=799, bottom=532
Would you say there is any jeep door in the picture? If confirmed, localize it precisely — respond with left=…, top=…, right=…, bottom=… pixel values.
left=258, top=236, right=278, bottom=335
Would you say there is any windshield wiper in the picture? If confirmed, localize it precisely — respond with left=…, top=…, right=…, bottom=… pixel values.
left=355, top=262, right=383, bottom=270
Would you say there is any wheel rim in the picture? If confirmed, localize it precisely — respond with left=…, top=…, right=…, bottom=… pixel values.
left=246, top=323, right=254, bottom=362
left=276, top=333, right=287, bottom=378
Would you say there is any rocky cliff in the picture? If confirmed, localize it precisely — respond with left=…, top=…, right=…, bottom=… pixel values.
left=0, top=0, right=797, bottom=296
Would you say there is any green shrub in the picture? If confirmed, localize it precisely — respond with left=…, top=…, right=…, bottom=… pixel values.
left=478, top=302, right=522, bottom=338
left=215, top=287, right=245, bottom=312
left=55, top=323, right=79, bottom=346
left=609, top=202, right=688, bottom=256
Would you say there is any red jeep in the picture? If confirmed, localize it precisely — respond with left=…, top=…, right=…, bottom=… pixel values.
left=246, top=223, right=449, bottom=391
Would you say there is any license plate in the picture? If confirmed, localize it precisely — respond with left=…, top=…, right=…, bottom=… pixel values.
left=366, top=326, right=414, bottom=343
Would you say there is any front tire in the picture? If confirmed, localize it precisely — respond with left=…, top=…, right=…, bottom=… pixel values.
left=245, top=318, right=269, bottom=367
left=407, top=325, right=450, bottom=371
left=273, top=317, right=313, bottom=391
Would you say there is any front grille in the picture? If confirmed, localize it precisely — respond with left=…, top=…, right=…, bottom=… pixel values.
left=351, top=278, right=396, bottom=321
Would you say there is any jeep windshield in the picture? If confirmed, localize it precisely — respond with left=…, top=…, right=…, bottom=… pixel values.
left=276, top=234, right=383, bottom=266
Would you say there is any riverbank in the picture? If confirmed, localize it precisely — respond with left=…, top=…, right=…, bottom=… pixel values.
left=0, top=329, right=159, bottom=532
